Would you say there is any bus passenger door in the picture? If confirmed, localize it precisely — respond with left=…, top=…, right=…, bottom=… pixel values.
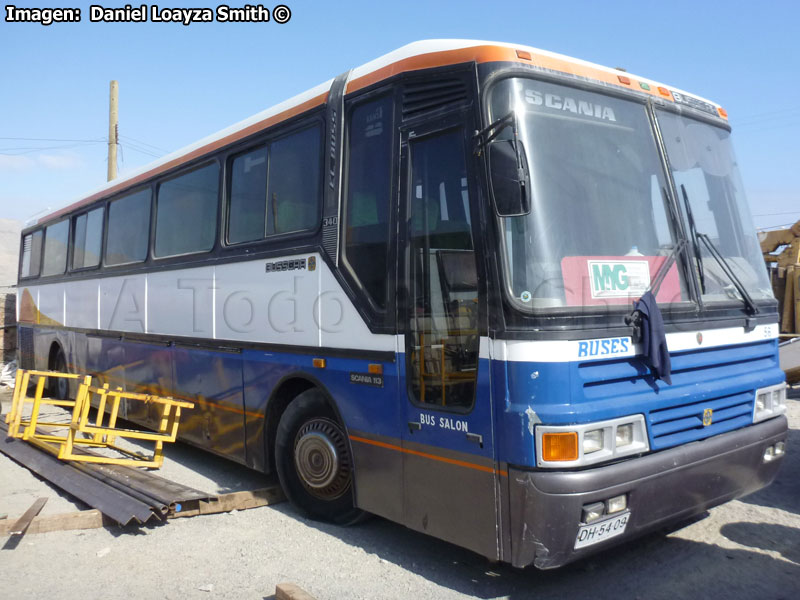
left=398, top=119, right=500, bottom=559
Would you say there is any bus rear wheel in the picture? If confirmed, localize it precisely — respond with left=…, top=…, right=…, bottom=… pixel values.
left=50, top=348, right=69, bottom=400
left=275, top=389, right=364, bottom=525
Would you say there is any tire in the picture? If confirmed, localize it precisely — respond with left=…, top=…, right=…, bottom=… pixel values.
left=275, top=389, right=364, bottom=525
left=50, top=349, right=70, bottom=400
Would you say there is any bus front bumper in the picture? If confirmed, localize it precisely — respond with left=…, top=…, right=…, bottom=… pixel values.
left=507, top=415, right=788, bottom=569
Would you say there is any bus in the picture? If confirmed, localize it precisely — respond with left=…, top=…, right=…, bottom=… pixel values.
left=15, top=40, right=788, bottom=569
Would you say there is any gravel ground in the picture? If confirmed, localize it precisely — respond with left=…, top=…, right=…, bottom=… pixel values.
left=1, top=388, right=798, bottom=600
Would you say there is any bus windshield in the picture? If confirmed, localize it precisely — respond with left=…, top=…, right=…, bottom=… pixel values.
left=656, top=109, right=773, bottom=304
left=489, top=77, right=689, bottom=311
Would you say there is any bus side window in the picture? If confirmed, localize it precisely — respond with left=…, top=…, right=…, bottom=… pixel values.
left=106, top=189, right=151, bottom=266
left=227, top=124, right=322, bottom=243
left=41, top=220, right=69, bottom=277
left=21, top=230, right=43, bottom=278
left=343, top=95, right=394, bottom=310
left=228, top=146, right=268, bottom=244
left=269, top=125, right=321, bottom=235
left=155, top=162, right=219, bottom=258
left=72, top=207, right=104, bottom=269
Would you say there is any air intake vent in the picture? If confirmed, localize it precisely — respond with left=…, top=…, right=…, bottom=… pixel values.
left=402, top=79, right=468, bottom=120
left=19, top=326, right=33, bottom=369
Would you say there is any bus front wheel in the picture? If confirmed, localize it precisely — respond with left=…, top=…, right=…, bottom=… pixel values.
left=275, top=389, right=364, bottom=525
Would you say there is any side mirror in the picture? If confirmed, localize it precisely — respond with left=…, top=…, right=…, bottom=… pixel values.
left=488, top=139, right=531, bottom=217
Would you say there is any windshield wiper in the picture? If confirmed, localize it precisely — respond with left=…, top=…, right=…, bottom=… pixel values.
left=679, top=185, right=758, bottom=316
left=680, top=184, right=707, bottom=294
left=695, top=232, right=759, bottom=315
left=649, top=239, right=688, bottom=297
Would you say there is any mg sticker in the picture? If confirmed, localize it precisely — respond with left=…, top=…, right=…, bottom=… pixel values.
left=588, top=260, right=651, bottom=299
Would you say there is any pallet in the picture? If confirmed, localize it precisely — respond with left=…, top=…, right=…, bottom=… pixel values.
left=0, top=487, right=284, bottom=537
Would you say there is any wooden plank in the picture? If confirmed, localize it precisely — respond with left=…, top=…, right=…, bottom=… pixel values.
left=170, top=487, right=285, bottom=519
left=0, top=509, right=107, bottom=536
left=276, top=583, right=317, bottom=600
left=9, top=497, right=48, bottom=535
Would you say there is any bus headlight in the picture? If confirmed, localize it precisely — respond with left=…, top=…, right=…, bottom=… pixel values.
left=583, top=429, right=604, bottom=454
left=753, top=383, right=787, bottom=423
left=535, top=415, right=649, bottom=468
left=616, top=423, right=633, bottom=447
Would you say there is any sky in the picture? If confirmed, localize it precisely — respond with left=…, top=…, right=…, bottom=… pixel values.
left=1, top=0, right=799, bottom=231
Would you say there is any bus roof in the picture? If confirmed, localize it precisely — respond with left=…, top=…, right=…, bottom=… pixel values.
left=35, top=39, right=723, bottom=227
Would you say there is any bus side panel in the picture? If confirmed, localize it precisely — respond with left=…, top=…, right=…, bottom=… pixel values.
left=99, top=275, right=146, bottom=333
left=327, top=354, right=402, bottom=523
left=242, top=353, right=317, bottom=472
left=148, top=267, right=214, bottom=338
left=174, top=346, right=247, bottom=464
left=85, top=333, right=121, bottom=387
left=490, top=354, right=514, bottom=563
left=36, top=281, right=65, bottom=328
left=64, top=279, right=98, bottom=330
left=242, top=349, right=403, bottom=520
left=121, top=340, right=174, bottom=426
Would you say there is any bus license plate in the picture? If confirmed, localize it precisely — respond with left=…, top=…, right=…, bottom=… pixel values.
left=574, top=512, right=630, bottom=549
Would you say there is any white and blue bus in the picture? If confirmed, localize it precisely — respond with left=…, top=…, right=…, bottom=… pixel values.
left=16, top=40, right=788, bottom=568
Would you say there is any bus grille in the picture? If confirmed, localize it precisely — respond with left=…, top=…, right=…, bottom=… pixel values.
left=648, top=390, right=754, bottom=449
left=576, top=339, right=777, bottom=451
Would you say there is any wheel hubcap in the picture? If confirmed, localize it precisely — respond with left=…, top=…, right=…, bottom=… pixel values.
left=294, top=418, right=351, bottom=500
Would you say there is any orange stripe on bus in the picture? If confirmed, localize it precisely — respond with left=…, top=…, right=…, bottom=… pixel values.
left=349, top=434, right=508, bottom=477
left=346, top=45, right=671, bottom=102
left=346, top=45, right=516, bottom=93
left=190, top=395, right=265, bottom=420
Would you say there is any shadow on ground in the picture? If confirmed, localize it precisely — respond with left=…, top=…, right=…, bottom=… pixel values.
left=738, top=419, right=799, bottom=515
left=289, top=503, right=798, bottom=600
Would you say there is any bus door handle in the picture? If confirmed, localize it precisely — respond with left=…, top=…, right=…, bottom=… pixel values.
left=466, top=432, right=483, bottom=448
left=408, top=421, right=422, bottom=433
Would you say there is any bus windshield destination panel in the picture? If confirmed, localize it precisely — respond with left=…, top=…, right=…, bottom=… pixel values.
left=16, top=40, right=787, bottom=570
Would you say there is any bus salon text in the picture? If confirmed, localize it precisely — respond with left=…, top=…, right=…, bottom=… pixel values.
left=420, top=413, right=469, bottom=432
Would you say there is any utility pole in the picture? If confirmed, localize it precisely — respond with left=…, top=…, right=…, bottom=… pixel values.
left=107, top=80, right=118, bottom=181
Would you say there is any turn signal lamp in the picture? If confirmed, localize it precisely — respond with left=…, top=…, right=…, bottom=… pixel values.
left=516, top=49, right=532, bottom=60
left=542, top=432, right=578, bottom=462
left=657, top=86, right=672, bottom=98
left=718, top=107, right=728, bottom=119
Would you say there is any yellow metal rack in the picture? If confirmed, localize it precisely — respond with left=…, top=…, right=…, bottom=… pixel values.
left=5, top=369, right=194, bottom=468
